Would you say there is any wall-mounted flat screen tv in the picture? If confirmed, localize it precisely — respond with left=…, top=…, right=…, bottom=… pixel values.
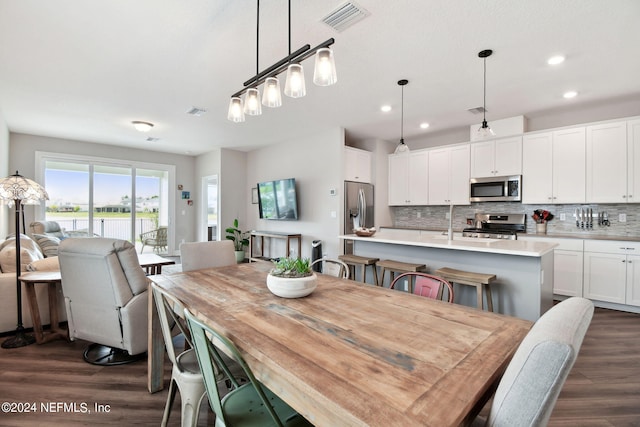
left=257, top=178, right=299, bottom=220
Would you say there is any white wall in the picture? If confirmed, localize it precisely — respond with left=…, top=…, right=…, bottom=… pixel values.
left=9, top=133, right=196, bottom=250
left=246, top=127, right=345, bottom=260
left=0, top=110, right=9, bottom=237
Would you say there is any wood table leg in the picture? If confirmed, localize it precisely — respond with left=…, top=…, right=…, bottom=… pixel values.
left=24, top=282, right=44, bottom=343
left=148, top=281, right=165, bottom=393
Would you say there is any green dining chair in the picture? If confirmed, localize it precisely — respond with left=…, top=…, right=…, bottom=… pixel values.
left=183, top=308, right=312, bottom=427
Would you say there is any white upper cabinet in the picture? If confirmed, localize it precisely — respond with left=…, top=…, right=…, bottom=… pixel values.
left=586, top=121, right=627, bottom=203
left=470, top=136, right=522, bottom=178
left=628, top=119, right=640, bottom=203
left=344, top=147, right=372, bottom=183
left=553, top=127, right=586, bottom=204
left=428, top=144, right=470, bottom=205
left=522, top=127, right=586, bottom=204
left=522, top=132, right=553, bottom=204
left=388, top=151, right=429, bottom=206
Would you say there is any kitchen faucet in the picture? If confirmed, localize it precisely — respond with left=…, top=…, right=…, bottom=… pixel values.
left=448, top=204, right=454, bottom=241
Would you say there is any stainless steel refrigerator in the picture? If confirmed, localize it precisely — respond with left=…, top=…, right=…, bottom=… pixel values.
left=344, top=181, right=374, bottom=254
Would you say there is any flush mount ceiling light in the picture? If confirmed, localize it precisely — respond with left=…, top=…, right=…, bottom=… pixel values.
left=547, top=55, right=565, bottom=65
left=420, top=122, right=430, bottom=129
left=394, top=79, right=410, bottom=154
left=477, top=49, right=495, bottom=139
left=380, top=105, right=392, bottom=113
left=563, top=90, right=578, bottom=99
left=227, top=0, right=337, bottom=122
left=132, top=121, right=154, bottom=132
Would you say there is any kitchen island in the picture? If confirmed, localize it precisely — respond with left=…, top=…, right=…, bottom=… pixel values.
left=339, top=229, right=557, bottom=321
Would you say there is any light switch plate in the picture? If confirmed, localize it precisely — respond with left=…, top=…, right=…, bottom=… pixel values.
left=619, top=213, right=627, bottom=223
left=560, top=213, right=566, bottom=221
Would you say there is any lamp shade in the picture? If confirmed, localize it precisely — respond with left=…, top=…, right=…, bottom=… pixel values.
left=313, top=48, right=337, bottom=86
left=243, top=88, right=262, bottom=115
left=227, top=97, right=245, bottom=122
left=262, top=77, right=282, bottom=107
left=0, top=172, right=49, bottom=203
left=477, top=120, right=495, bottom=139
left=284, top=63, right=306, bottom=98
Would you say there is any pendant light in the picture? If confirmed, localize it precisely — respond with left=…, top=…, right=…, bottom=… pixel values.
left=477, top=49, right=495, bottom=139
left=284, top=0, right=306, bottom=98
left=262, top=76, right=282, bottom=107
left=244, top=0, right=262, bottom=115
left=313, top=47, right=337, bottom=86
left=394, top=79, right=410, bottom=154
left=227, top=96, right=245, bottom=122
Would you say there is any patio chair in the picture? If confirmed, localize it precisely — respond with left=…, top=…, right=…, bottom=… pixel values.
left=140, top=226, right=167, bottom=254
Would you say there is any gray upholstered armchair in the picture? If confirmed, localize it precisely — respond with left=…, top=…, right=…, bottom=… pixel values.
left=58, top=238, right=148, bottom=365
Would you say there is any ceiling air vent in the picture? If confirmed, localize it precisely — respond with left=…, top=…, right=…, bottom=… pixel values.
left=467, top=106, right=486, bottom=115
left=146, top=137, right=160, bottom=142
left=186, top=107, right=207, bottom=116
left=321, top=1, right=370, bottom=32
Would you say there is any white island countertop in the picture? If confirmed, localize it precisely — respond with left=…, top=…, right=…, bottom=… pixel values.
left=339, top=230, right=557, bottom=257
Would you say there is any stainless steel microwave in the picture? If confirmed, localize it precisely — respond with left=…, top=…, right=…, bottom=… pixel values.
left=470, top=175, right=522, bottom=202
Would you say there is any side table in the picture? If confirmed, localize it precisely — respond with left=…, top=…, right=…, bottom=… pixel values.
left=19, top=271, right=68, bottom=344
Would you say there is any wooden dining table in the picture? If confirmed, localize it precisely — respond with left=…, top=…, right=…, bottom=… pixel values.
left=147, top=261, right=532, bottom=427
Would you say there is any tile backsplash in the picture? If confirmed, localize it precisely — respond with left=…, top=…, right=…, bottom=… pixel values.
left=391, top=203, right=640, bottom=239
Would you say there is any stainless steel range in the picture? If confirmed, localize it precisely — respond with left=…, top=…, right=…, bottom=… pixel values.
left=462, top=213, right=526, bottom=240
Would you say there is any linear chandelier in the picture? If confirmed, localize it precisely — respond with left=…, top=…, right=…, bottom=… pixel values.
left=227, top=0, right=337, bottom=122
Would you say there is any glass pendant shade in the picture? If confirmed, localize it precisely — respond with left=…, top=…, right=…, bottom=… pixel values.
left=313, top=48, right=337, bottom=86
left=284, top=63, right=306, bottom=98
left=262, top=77, right=282, bottom=107
left=477, top=120, right=495, bottom=139
left=0, top=172, right=49, bottom=203
left=227, top=97, right=245, bottom=122
left=243, top=88, right=262, bottom=115
left=394, top=139, right=409, bottom=154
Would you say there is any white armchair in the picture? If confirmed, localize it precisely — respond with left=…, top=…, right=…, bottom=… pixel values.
left=58, top=238, right=148, bottom=365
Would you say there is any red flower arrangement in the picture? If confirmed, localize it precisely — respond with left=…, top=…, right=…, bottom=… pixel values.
left=532, top=209, right=554, bottom=224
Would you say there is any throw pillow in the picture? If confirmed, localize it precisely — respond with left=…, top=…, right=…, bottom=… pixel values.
left=27, top=256, right=60, bottom=272
left=0, top=242, right=44, bottom=273
left=32, top=234, right=61, bottom=258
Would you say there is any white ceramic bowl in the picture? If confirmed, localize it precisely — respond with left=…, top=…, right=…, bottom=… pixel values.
left=266, top=273, right=317, bottom=298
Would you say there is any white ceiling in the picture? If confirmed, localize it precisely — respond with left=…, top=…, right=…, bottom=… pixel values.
left=1, top=0, right=639, bottom=155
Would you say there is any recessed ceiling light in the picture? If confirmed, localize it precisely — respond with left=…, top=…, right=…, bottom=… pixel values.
left=380, top=105, right=392, bottom=113
left=563, top=91, right=578, bottom=99
left=547, top=55, right=565, bottom=65
left=420, top=122, right=430, bottom=129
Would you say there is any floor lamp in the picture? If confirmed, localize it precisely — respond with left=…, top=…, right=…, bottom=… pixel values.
left=0, top=171, right=49, bottom=349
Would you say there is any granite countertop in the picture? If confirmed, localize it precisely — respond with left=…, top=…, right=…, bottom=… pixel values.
left=339, top=231, right=557, bottom=257
left=379, top=226, right=639, bottom=242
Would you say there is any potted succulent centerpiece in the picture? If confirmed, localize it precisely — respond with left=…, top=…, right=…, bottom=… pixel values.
left=225, top=218, right=249, bottom=263
left=266, top=257, right=317, bottom=298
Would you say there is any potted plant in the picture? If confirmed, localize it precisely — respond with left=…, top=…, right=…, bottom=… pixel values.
left=225, top=218, right=249, bottom=263
left=266, top=257, right=317, bottom=298
left=532, top=209, right=554, bottom=234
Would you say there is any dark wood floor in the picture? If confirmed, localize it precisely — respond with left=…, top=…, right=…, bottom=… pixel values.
left=1, top=306, right=639, bottom=426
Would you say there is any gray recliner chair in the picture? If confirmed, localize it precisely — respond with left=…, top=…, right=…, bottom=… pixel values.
left=58, top=238, right=148, bottom=365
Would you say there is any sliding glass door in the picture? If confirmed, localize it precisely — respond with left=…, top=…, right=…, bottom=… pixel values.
left=37, top=153, right=174, bottom=254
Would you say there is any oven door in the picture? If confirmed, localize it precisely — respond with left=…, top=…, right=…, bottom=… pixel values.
left=469, top=175, right=521, bottom=202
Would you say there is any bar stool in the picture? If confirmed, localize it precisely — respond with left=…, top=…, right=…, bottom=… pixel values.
left=338, top=254, right=379, bottom=286
left=435, top=267, right=496, bottom=312
left=377, top=259, right=427, bottom=291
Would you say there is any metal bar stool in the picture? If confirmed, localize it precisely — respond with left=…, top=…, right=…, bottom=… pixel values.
left=377, top=259, right=427, bottom=291
left=338, top=254, right=379, bottom=286
left=435, top=267, right=497, bottom=311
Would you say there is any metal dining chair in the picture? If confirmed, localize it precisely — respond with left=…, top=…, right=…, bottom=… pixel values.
left=310, top=258, right=350, bottom=279
left=390, top=272, right=455, bottom=302
left=184, top=308, right=313, bottom=427
left=152, top=283, right=205, bottom=427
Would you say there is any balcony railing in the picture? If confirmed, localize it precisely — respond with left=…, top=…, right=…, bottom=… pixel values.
left=48, top=217, right=158, bottom=242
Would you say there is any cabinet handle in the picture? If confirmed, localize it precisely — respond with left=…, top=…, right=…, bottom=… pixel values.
left=623, top=195, right=627, bottom=198
left=622, top=260, right=626, bottom=263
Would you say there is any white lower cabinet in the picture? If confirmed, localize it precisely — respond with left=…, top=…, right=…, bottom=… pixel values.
left=584, top=240, right=640, bottom=307
left=517, top=236, right=583, bottom=297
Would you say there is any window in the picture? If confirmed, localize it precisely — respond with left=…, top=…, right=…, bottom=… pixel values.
left=36, top=152, right=175, bottom=254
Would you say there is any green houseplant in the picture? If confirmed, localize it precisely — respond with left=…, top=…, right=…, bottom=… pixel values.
left=267, top=257, right=317, bottom=298
left=225, top=218, right=249, bottom=263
